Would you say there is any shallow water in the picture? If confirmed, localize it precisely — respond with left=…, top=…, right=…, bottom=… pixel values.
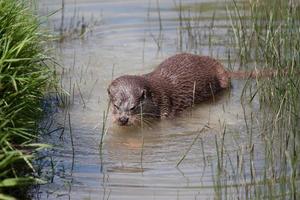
left=35, top=0, right=269, bottom=199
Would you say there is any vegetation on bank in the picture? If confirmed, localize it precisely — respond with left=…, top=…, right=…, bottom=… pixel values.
left=0, top=0, right=54, bottom=199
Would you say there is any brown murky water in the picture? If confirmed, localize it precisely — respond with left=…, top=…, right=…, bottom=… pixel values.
left=35, top=0, right=266, bottom=199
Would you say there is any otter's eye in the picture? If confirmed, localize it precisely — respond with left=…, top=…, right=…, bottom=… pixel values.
left=114, top=104, right=120, bottom=110
left=130, top=106, right=136, bottom=111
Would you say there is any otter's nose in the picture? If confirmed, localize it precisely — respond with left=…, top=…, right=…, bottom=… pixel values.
left=119, top=116, right=129, bottom=125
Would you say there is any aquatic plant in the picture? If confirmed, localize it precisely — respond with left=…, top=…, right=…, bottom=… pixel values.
left=224, top=0, right=300, bottom=199
left=57, top=0, right=101, bottom=42
left=0, top=0, right=55, bottom=199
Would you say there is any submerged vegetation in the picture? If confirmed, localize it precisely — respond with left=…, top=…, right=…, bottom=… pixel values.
left=0, top=0, right=55, bottom=199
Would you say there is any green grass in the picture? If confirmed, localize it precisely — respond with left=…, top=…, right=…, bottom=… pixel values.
left=0, top=0, right=55, bottom=199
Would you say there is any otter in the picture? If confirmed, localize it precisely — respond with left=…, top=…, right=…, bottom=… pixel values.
left=107, top=53, right=272, bottom=126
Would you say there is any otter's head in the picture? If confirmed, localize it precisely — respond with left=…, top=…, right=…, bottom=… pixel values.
left=107, top=75, right=152, bottom=126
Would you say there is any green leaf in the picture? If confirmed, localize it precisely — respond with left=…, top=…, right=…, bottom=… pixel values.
left=24, top=143, right=52, bottom=150
left=0, top=193, right=16, bottom=200
left=0, top=177, right=35, bottom=187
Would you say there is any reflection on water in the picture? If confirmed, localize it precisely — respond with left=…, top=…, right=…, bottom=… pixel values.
left=35, top=0, right=268, bottom=199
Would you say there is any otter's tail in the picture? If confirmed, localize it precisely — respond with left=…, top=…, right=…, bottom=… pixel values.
left=227, top=69, right=279, bottom=79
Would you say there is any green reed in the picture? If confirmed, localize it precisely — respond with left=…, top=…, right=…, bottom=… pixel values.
left=227, top=0, right=300, bottom=199
left=0, top=0, right=55, bottom=199
left=57, top=0, right=101, bottom=42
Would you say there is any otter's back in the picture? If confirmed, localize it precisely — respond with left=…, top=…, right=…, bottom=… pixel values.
left=147, top=53, right=229, bottom=114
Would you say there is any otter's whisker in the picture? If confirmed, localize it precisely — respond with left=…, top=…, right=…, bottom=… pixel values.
left=142, top=118, right=153, bottom=127
left=135, top=116, right=153, bottom=127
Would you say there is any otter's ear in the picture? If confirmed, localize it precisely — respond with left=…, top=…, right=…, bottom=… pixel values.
left=107, top=88, right=112, bottom=97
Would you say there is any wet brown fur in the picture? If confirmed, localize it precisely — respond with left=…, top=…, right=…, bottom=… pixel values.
left=142, top=53, right=230, bottom=116
left=107, top=53, right=273, bottom=125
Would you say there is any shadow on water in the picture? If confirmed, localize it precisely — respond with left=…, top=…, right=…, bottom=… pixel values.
left=34, top=0, right=300, bottom=199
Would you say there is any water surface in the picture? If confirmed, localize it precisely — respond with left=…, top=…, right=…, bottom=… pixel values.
left=35, top=0, right=266, bottom=199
